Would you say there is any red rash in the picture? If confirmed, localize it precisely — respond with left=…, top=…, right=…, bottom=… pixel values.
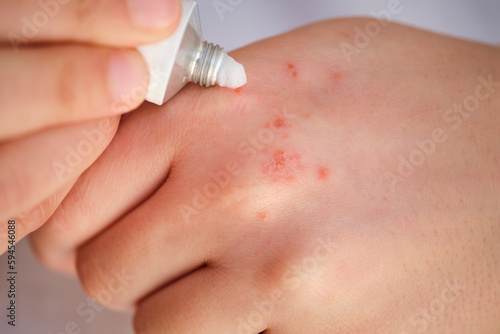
left=266, top=117, right=287, bottom=133
left=273, top=118, right=285, bottom=129
left=318, top=167, right=330, bottom=181
left=257, top=212, right=268, bottom=221
left=287, top=63, right=298, bottom=78
left=331, top=72, right=343, bottom=83
left=262, top=149, right=301, bottom=182
left=234, top=87, right=242, bottom=93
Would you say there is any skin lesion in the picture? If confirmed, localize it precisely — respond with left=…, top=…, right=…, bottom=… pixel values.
left=318, top=167, right=330, bottom=181
left=257, top=212, right=268, bottom=221
left=261, top=149, right=302, bottom=182
left=331, top=72, right=344, bottom=83
left=271, top=117, right=286, bottom=130
left=287, top=63, right=298, bottom=78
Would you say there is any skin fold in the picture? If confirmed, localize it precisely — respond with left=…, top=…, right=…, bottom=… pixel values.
left=31, top=19, right=500, bottom=333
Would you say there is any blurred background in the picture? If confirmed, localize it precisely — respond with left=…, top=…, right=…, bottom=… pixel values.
left=1, top=0, right=498, bottom=333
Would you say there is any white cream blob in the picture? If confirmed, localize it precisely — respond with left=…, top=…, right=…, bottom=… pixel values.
left=216, top=54, right=247, bottom=89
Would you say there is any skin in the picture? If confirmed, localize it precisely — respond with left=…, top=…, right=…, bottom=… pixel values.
left=0, top=0, right=181, bottom=252
left=31, top=19, right=500, bottom=333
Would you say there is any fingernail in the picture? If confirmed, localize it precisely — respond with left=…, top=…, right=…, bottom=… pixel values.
left=109, top=53, right=148, bottom=110
left=127, top=0, right=180, bottom=30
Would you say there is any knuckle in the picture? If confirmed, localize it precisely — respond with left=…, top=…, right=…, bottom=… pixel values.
left=75, top=248, right=111, bottom=305
left=29, top=237, right=70, bottom=273
left=30, top=241, right=56, bottom=269
left=133, top=306, right=166, bottom=334
left=76, top=245, right=130, bottom=310
left=133, top=309, right=150, bottom=334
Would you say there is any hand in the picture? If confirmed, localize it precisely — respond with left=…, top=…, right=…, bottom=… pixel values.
left=31, top=19, right=500, bottom=333
left=0, top=0, right=181, bottom=252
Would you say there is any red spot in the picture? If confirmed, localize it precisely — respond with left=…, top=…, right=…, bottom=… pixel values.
left=304, top=113, right=311, bottom=119
left=267, top=117, right=288, bottom=136
left=318, top=167, right=330, bottom=181
left=234, top=87, right=242, bottom=93
left=287, top=63, right=298, bottom=78
left=272, top=118, right=285, bottom=129
left=282, top=134, right=289, bottom=139
left=331, top=72, right=343, bottom=83
left=262, top=149, right=301, bottom=182
left=257, top=212, right=268, bottom=221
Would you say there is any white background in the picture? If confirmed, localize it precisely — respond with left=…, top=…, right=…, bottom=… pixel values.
left=1, top=0, right=499, bottom=333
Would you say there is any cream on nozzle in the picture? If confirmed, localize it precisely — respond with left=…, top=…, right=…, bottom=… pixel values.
left=216, top=53, right=247, bottom=89
left=137, top=0, right=247, bottom=106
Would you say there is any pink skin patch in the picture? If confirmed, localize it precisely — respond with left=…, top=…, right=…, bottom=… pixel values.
left=262, top=149, right=302, bottom=182
left=330, top=72, right=344, bottom=84
left=318, top=167, right=330, bottom=181
left=257, top=212, right=268, bottom=221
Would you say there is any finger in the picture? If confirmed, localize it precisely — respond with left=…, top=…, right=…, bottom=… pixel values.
left=0, top=117, right=119, bottom=221
left=30, top=237, right=77, bottom=275
left=0, top=46, right=146, bottom=139
left=30, top=102, right=175, bottom=273
left=134, top=267, right=269, bottom=334
left=75, top=177, right=219, bottom=311
left=0, top=177, right=76, bottom=257
left=1, top=0, right=181, bottom=48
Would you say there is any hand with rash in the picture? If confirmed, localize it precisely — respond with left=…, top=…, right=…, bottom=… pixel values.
left=31, top=19, right=500, bottom=333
